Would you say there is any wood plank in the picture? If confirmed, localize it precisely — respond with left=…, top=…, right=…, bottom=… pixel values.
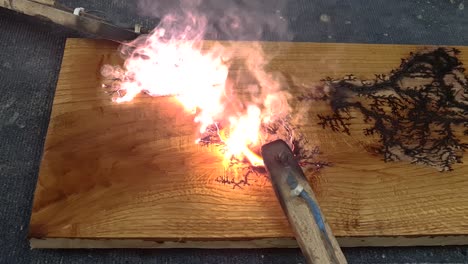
left=29, top=39, right=468, bottom=248
left=31, top=0, right=55, bottom=6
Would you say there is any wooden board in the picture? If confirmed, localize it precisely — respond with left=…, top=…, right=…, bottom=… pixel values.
left=29, top=39, right=468, bottom=248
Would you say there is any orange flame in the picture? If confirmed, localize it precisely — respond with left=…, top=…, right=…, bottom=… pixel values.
left=102, top=17, right=287, bottom=167
left=221, top=105, right=265, bottom=166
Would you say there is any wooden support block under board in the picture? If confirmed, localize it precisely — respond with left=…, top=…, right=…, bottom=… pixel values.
left=29, top=39, right=468, bottom=248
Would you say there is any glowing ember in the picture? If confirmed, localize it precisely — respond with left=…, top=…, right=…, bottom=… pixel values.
left=101, top=15, right=288, bottom=166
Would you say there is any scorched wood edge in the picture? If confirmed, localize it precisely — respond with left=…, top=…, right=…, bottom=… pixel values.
left=28, top=39, right=468, bottom=248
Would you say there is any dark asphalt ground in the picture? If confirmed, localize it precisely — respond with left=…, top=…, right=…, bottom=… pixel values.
left=1, top=1, right=468, bottom=263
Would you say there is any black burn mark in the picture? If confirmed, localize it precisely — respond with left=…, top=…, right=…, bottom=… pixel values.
left=301, top=48, right=468, bottom=171
left=204, top=119, right=331, bottom=189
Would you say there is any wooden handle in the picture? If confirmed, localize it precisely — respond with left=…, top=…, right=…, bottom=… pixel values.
left=271, top=171, right=347, bottom=264
left=262, top=140, right=347, bottom=264
left=31, top=0, right=55, bottom=6
left=0, top=0, right=139, bottom=41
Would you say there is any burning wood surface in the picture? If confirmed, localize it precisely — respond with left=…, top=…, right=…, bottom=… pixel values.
left=100, top=12, right=296, bottom=170
left=99, top=1, right=466, bottom=180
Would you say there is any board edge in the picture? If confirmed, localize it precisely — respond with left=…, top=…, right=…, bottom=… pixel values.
left=30, top=236, right=468, bottom=249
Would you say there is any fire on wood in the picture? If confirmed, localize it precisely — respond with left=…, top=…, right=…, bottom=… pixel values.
left=100, top=13, right=296, bottom=169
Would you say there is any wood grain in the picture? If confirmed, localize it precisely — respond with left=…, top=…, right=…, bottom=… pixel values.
left=29, top=39, right=468, bottom=248
left=31, top=0, right=55, bottom=6
left=262, top=140, right=347, bottom=263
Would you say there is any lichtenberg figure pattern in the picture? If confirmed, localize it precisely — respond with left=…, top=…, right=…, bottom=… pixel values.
left=199, top=118, right=331, bottom=189
left=304, top=48, right=468, bottom=171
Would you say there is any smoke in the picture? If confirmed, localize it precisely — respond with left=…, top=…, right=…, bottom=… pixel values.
left=109, top=0, right=294, bottom=119
left=102, top=0, right=295, bottom=164
left=136, top=0, right=291, bottom=41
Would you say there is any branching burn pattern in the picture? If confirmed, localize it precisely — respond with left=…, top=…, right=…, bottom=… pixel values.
left=215, top=164, right=265, bottom=189
left=102, top=72, right=331, bottom=189
left=200, top=117, right=331, bottom=189
left=302, top=48, right=468, bottom=171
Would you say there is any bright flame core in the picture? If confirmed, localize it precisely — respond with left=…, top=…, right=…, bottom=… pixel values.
left=102, top=17, right=288, bottom=166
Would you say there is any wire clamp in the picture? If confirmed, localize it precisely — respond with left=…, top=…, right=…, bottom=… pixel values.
left=134, top=24, right=142, bottom=34
left=290, top=184, right=304, bottom=197
left=73, top=7, right=85, bottom=16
